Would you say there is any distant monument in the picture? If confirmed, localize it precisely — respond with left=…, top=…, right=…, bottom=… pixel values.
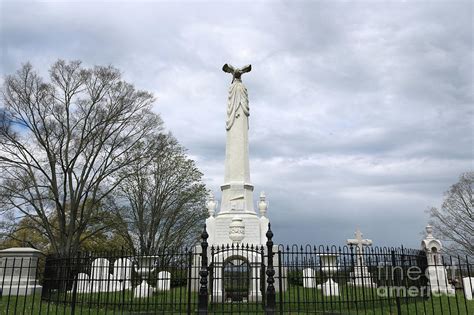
left=421, top=225, right=455, bottom=295
left=347, top=228, right=376, bottom=287
left=205, top=64, right=270, bottom=246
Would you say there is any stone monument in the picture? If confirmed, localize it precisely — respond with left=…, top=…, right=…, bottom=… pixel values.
left=421, top=225, right=455, bottom=295
left=0, top=247, right=43, bottom=296
left=303, top=268, right=317, bottom=288
left=347, top=228, right=376, bottom=287
left=196, top=64, right=283, bottom=302
left=205, top=64, right=269, bottom=246
left=462, top=277, right=474, bottom=300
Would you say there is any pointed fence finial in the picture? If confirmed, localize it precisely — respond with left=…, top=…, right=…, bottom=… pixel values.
left=266, top=222, right=273, bottom=241
left=198, top=224, right=209, bottom=313
left=201, top=224, right=209, bottom=241
left=265, top=222, right=276, bottom=313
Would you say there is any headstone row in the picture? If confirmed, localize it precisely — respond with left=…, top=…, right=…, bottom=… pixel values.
left=300, top=226, right=473, bottom=299
left=75, top=257, right=171, bottom=297
left=302, top=228, right=377, bottom=296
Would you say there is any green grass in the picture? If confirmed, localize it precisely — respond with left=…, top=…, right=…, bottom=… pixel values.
left=275, top=285, right=474, bottom=314
left=1, top=285, right=473, bottom=314
left=0, top=288, right=199, bottom=315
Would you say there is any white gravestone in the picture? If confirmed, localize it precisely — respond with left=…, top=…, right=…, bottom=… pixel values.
left=462, top=277, right=474, bottom=300
left=90, top=258, right=111, bottom=292
left=74, top=257, right=133, bottom=293
left=0, top=247, right=43, bottom=296
left=321, top=279, right=339, bottom=296
left=76, top=273, right=91, bottom=293
left=156, top=271, right=171, bottom=291
left=421, top=225, right=455, bottom=295
left=112, top=258, right=133, bottom=291
left=303, top=268, right=317, bottom=288
left=134, top=280, right=152, bottom=298
left=347, top=228, right=377, bottom=287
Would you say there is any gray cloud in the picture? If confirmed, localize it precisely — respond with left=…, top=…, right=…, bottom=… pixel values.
left=1, top=0, right=472, bottom=248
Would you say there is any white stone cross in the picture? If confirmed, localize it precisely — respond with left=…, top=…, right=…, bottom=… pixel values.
left=347, top=228, right=372, bottom=266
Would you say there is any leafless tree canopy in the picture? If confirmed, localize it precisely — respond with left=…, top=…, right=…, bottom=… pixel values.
left=114, top=134, right=207, bottom=255
left=429, top=172, right=474, bottom=257
left=0, top=60, right=163, bottom=256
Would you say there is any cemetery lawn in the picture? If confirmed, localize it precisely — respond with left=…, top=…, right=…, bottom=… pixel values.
left=0, top=288, right=199, bottom=315
left=276, top=285, right=474, bottom=314
left=0, top=286, right=473, bottom=314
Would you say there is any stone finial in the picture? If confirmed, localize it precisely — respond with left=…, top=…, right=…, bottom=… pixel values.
left=229, top=217, right=245, bottom=244
left=422, top=225, right=442, bottom=251
left=258, top=191, right=268, bottom=217
left=206, top=192, right=217, bottom=217
left=425, top=225, right=434, bottom=239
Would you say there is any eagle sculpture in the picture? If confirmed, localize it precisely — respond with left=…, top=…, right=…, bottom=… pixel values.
left=222, top=64, right=252, bottom=83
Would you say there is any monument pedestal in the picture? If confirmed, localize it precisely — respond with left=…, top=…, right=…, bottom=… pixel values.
left=348, top=266, right=377, bottom=287
left=0, top=247, right=43, bottom=296
left=427, top=266, right=455, bottom=295
left=321, top=279, right=339, bottom=296
left=207, top=212, right=269, bottom=246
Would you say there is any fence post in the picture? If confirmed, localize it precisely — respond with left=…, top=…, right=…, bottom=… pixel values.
left=277, top=249, right=284, bottom=314
left=70, top=252, right=80, bottom=315
left=265, top=223, right=276, bottom=315
left=198, top=225, right=209, bottom=314
left=391, top=250, right=402, bottom=315
left=41, top=254, right=54, bottom=300
left=187, top=248, right=193, bottom=315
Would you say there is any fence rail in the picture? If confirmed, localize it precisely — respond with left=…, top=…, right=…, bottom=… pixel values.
left=0, top=226, right=473, bottom=314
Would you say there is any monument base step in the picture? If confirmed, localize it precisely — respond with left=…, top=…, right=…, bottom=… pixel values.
left=1, top=285, right=42, bottom=296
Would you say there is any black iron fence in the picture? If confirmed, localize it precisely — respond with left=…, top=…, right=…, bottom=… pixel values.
left=274, top=245, right=473, bottom=314
left=0, top=225, right=473, bottom=314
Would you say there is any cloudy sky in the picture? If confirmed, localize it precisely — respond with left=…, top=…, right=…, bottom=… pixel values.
left=1, top=0, right=472, bottom=247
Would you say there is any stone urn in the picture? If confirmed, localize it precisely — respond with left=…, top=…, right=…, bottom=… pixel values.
left=207, top=193, right=217, bottom=217
left=319, top=254, right=338, bottom=275
left=425, top=225, right=434, bottom=238
left=318, top=253, right=339, bottom=296
left=135, top=256, right=157, bottom=278
left=229, top=217, right=245, bottom=244
left=133, top=256, right=157, bottom=298
left=258, top=192, right=268, bottom=217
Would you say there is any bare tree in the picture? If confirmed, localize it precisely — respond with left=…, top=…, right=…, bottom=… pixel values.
left=114, top=133, right=207, bottom=255
left=428, top=172, right=474, bottom=257
left=0, top=60, right=162, bottom=257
